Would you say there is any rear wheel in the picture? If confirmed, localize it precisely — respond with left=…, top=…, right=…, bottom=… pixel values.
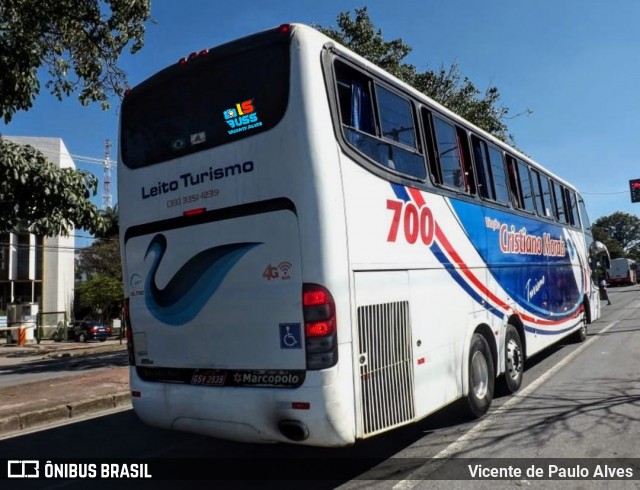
left=463, top=333, right=494, bottom=418
left=499, top=325, right=523, bottom=394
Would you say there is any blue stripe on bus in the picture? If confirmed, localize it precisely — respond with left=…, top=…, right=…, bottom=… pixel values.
left=391, top=183, right=410, bottom=202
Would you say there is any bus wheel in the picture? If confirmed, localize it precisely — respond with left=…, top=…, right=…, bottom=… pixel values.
left=464, top=333, right=494, bottom=418
left=499, top=325, right=523, bottom=394
left=571, top=317, right=588, bottom=343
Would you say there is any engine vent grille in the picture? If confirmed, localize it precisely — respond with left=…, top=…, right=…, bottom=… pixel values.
left=357, top=301, right=415, bottom=436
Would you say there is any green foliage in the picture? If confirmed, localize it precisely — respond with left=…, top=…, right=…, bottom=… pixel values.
left=76, top=236, right=121, bottom=281
left=592, top=212, right=640, bottom=257
left=0, top=138, right=104, bottom=235
left=0, top=1, right=149, bottom=235
left=316, top=7, right=526, bottom=144
left=592, top=225, right=624, bottom=260
left=0, top=0, right=152, bottom=123
left=95, top=205, right=119, bottom=239
left=75, top=273, right=123, bottom=321
left=75, top=232, right=122, bottom=320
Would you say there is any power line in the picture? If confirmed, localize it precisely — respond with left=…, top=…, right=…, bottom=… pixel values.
left=581, top=190, right=628, bottom=196
left=3, top=140, right=119, bottom=166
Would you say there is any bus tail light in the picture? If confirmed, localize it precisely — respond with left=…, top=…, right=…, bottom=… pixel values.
left=124, top=298, right=135, bottom=366
left=303, top=284, right=337, bottom=370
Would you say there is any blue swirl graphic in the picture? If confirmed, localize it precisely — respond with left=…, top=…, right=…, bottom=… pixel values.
left=144, top=234, right=261, bottom=325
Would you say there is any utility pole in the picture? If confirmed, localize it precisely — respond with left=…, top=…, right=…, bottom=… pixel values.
left=103, top=138, right=112, bottom=209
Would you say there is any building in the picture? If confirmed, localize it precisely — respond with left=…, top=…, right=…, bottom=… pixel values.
left=0, top=137, right=76, bottom=327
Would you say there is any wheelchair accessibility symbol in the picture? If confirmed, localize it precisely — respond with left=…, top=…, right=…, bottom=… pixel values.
left=279, top=323, right=301, bottom=349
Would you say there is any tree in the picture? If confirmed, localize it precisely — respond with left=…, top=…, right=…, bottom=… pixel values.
left=592, top=212, right=640, bottom=258
left=592, top=224, right=624, bottom=260
left=0, top=0, right=151, bottom=123
left=75, top=274, right=123, bottom=322
left=0, top=139, right=103, bottom=236
left=317, top=7, right=526, bottom=144
left=95, top=205, right=119, bottom=239
left=76, top=237, right=121, bottom=281
left=75, top=236, right=122, bottom=320
left=0, top=0, right=151, bottom=235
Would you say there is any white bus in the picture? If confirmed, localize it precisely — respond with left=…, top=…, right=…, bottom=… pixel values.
left=607, top=257, right=637, bottom=286
left=119, top=23, right=602, bottom=447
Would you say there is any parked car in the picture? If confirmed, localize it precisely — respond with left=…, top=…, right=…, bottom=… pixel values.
left=68, top=321, right=111, bottom=342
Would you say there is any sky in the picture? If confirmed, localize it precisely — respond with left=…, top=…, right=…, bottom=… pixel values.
left=2, top=0, right=639, bottom=235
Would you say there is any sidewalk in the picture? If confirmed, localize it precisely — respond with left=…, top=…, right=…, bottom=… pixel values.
left=0, top=339, right=131, bottom=438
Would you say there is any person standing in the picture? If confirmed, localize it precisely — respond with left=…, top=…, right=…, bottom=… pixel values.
left=599, top=279, right=612, bottom=305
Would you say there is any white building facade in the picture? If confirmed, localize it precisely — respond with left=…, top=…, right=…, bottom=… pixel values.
left=1, top=137, right=76, bottom=325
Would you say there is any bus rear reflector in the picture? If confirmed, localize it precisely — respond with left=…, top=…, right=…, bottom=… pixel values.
left=183, top=207, right=206, bottom=217
left=303, top=283, right=338, bottom=370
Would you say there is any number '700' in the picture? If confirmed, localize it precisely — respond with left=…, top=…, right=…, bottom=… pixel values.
left=386, top=199, right=434, bottom=246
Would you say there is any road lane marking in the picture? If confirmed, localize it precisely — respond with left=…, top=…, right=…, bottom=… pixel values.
left=392, top=321, right=618, bottom=489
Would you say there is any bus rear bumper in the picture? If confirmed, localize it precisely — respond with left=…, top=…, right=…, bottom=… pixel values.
left=129, top=368, right=356, bottom=447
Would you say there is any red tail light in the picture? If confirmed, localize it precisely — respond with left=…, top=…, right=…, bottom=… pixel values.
left=303, top=284, right=338, bottom=370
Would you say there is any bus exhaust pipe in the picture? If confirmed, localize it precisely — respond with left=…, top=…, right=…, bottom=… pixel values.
left=278, top=420, right=309, bottom=441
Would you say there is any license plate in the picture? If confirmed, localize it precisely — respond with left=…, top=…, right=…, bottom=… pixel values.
left=191, top=370, right=227, bottom=386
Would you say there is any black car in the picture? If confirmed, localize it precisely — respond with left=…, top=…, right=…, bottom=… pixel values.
left=68, top=321, right=111, bottom=342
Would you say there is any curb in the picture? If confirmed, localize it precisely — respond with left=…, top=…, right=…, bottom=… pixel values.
left=0, top=391, right=131, bottom=437
left=44, top=344, right=126, bottom=359
left=0, top=343, right=126, bottom=360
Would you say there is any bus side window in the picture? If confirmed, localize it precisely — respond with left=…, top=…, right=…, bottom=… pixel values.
left=334, top=60, right=426, bottom=180
left=487, top=145, right=510, bottom=204
left=534, top=170, right=555, bottom=219
left=430, top=114, right=466, bottom=191
left=470, top=136, right=509, bottom=204
left=551, top=180, right=568, bottom=223
left=456, top=128, right=476, bottom=194
left=531, top=169, right=545, bottom=217
left=471, top=136, right=493, bottom=199
left=374, top=84, right=425, bottom=179
left=335, top=63, right=376, bottom=136
left=506, top=156, right=523, bottom=209
left=516, top=159, right=536, bottom=213
left=577, top=195, right=591, bottom=232
left=566, top=188, right=580, bottom=227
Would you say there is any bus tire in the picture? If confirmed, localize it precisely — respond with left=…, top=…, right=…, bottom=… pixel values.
left=570, top=317, right=588, bottom=343
left=463, top=333, right=494, bottom=418
left=499, top=325, right=523, bottom=394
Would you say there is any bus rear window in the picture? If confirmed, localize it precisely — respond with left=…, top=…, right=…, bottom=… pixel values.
left=121, top=40, right=290, bottom=168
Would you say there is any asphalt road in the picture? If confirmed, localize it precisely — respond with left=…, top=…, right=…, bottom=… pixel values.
left=1, top=286, right=639, bottom=489
left=0, top=349, right=128, bottom=387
